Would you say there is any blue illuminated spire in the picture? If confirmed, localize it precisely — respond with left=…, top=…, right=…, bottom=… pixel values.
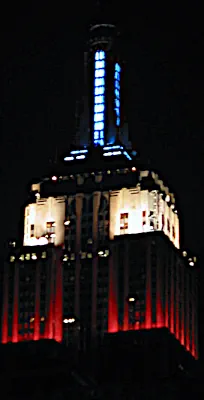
left=70, top=6, right=132, bottom=154
left=93, top=50, right=106, bottom=146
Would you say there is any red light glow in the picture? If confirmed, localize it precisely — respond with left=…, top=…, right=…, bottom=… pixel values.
left=108, top=256, right=118, bottom=333
left=54, top=250, right=63, bottom=342
left=12, top=265, right=19, bottom=343
left=34, top=262, right=40, bottom=340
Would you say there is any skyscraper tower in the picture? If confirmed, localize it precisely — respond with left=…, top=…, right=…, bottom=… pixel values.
left=1, top=18, right=198, bottom=360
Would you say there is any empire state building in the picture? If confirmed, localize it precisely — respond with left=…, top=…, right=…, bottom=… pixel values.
left=1, top=20, right=198, bottom=360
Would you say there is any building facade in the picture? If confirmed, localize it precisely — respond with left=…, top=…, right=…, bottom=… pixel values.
left=1, top=21, right=198, bottom=359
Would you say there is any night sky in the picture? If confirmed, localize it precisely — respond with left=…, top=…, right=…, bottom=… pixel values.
left=1, top=2, right=203, bottom=264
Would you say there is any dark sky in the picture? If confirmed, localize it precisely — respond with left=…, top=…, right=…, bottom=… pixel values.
left=1, top=1, right=204, bottom=262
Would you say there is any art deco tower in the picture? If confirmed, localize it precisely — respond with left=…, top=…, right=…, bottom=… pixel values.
left=1, top=18, right=198, bottom=360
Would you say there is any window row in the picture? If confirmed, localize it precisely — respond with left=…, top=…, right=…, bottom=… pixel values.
left=94, top=86, right=105, bottom=95
left=95, top=51, right=105, bottom=61
left=95, top=60, right=105, bottom=69
left=94, top=104, right=105, bottom=113
left=94, top=121, right=104, bottom=131
left=95, top=95, right=104, bottom=104
left=94, top=130, right=104, bottom=139
left=95, top=68, right=105, bottom=78
left=94, top=77, right=105, bottom=87
left=94, top=113, right=104, bottom=122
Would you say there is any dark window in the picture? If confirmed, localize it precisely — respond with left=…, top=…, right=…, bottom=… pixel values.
left=30, top=224, right=34, bottom=237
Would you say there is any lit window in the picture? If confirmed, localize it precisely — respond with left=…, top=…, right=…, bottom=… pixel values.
left=63, top=254, right=69, bottom=262
left=94, top=122, right=104, bottom=131
left=10, top=255, right=15, bottom=263
left=95, top=60, right=105, bottom=69
left=94, top=104, right=104, bottom=113
left=95, top=78, right=105, bottom=87
left=100, top=51, right=105, bottom=59
left=95, top=50, right=105, bottom=61
left=115, top=80, right=120, bottom=89
left=115, top=89, right=120, bottom=98
left=25, top=253, right=30, bottom=261
left=94, top=131, right=99, bottom=139
left=94, top=113, right=104, bottom=122
left=115, top=63, right=121, bottom=73
left=99, top=131, right=104, bottom=138
left=95, top=69, right=105, bottom=78
left=120, top=213, right=128, bottom=233
left=95, top=86, right=105, bottom=95
left=114, top=71, right=120, bottom=80
left=95, top=95, right=104, bottom=104
left=115, top=99, right=120, bottom=108
left=9, top=241, right=16, bottom=248
left=46, top=221, right=55, bottom=243
left=46, top=221, right=55, bottom=232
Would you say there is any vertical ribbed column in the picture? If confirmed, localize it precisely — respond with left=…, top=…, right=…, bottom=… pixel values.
left=108, top=244, right=118, bottom=333
left=34, top=260, right=41, bottom=341
left=145, top=241, right=152, bottom=329
left=12, top=263, right=19, bottom=343
left=123, top=241, right=129, bottom=331
left=164, top=257, right=169, bottom=328
left=1, top=263, right=9, bottom=343
left=74, top=194, right=83, bottom=319
left=191, top=274, right=195, bottom=358
left=194, top=272, right=198, bottom=359
left=54, top=248, right=63, bottom=342
left=47, top=250, right=55, bottom=339
left=44, top=260, right=50, bottom=339
left=91, top=191, right=101, bottom=339
left=185, top=271, right=190, bottom=351
left=170, top=253, right=174, bottom=334
left=180, top=263, right=185, bottom=346
left=156, top=256, right=164, bottom=328
left=175, top=261, right=180, bottom=340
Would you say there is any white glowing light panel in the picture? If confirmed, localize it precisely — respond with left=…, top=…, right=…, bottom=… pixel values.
left=93, top=50, right=106, bottom=146
left=114, top=63, right=121, bottom=126
left=109, top=188, right=180, bottom=249
left=24, top=197, right=65, bottom=247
